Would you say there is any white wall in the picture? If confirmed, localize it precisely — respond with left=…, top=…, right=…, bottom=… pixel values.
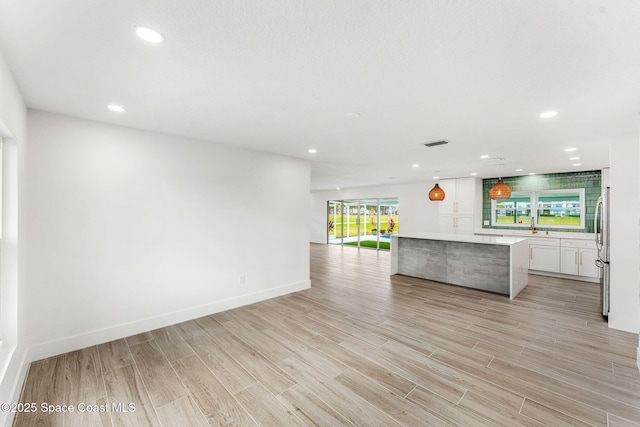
left=25, top=110, right=310, bottom=360
left=0, top=51, right=29, bottom=427
left=609, top=133, right=640, bottom=334
left=310, top=182, right=440, bottom=243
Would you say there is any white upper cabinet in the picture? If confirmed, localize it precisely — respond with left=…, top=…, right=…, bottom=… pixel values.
left=437, top=177, right=481, bottom=234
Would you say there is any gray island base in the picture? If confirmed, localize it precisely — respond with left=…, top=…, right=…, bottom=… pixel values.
left=390, top=233, right=529, bottom=299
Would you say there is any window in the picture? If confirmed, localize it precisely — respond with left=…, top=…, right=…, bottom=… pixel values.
left=492, top=192, right=532, bottom=226
left=491, top=189, right=585, bottom=229
left=535, top=189, right=584, bottom=228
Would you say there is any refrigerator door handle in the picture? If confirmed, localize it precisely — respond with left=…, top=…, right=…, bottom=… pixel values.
left=594, top=196, right=603, bottom=253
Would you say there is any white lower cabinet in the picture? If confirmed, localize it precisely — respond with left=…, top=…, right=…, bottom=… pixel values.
left=561, top=248, right=580, bottom=275
left=529, top=241, right=561, bottom=272
left=527, top=237, right=599, bottom=280
left=578, top=249, right=598, bottom=278
left=560, top=240, right=599, bottom=278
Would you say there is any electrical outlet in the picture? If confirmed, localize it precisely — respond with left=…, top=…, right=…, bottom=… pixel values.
left=239, top=274, right=245, bottom=284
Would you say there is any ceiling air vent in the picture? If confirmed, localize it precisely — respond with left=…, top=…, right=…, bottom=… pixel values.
left=424, top=140, right=449, bottom=148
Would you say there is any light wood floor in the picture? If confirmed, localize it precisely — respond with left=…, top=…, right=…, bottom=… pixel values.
left=14, top=243, right=640, bottom=426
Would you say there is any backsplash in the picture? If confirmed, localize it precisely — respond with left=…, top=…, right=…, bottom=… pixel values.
left=482, top=170, right=602, bottom=233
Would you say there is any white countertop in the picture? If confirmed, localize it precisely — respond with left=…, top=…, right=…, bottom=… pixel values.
left=473, top=228, right=595, bottom=240
left=395, top=232, right=527, bottom=246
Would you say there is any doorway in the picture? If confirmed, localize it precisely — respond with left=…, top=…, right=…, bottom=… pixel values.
left=327, top=198, right=398, bottom=250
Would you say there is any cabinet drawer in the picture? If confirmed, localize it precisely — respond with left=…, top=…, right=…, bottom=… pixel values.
left=527, top=237, right=560, bottom=247
left=561, top=239, right=596, bottom=250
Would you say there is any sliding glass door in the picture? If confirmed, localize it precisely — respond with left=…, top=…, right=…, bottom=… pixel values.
left=327, top=198, right=398, bottom=250
left=328, top=200, right=343, bottom=245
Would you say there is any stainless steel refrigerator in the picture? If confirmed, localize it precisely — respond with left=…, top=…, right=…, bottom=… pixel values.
left=594, top=187, right=610, bottom=318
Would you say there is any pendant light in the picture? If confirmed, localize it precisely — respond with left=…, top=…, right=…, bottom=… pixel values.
left=428, top=183, right=445, bottom=201
left=489, top=178, right=512, bottom=200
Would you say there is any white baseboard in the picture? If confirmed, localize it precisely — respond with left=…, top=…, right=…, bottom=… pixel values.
left=25, top=279, right=310, bottom=363
left=528, top=270, right=599, bottom=283
left=0, top=344, right=29, bottom=427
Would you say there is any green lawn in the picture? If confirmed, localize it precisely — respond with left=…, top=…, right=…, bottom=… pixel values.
left=343, top=240, right=391, bottom=250
left=328, top=214, right=398, bottom=237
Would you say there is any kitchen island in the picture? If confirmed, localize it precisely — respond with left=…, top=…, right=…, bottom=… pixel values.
left=390, top=233, right=529, bottom=299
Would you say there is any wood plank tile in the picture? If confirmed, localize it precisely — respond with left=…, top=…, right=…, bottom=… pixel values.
left=608, top=413, right=640, bottom=427
left=337, top=336, right=468, bottom=405
left=305, top=310, right=389, bottom=347
left=14, top=356, right=66, bottom=427
left=193, top=314, right=230, bottom=338
left=103, top=364, right=161, bottom=427
left=250, top=306, right=318, bottom=340
left=234, top=382, right=304, bottom=426
left=155, top=396, right=209, bottom=427
left=261, top=326, right=348, bottom=379
left=306, top=335, right=416, bottom=396
left=277, top=355, right=403, bottom=427
left=432, top=348, right=608, bottom=426
left=13, top=244, right=640, bottom=427
left=377, top=339, right=523, bottom=410
left=488, top=357, right=640, bottom=422
left=184, top=334, right=256, bottom=395
left=276, top=383, right=353, bottom=427
left=214, top=334, right=297, bottom=395
left=406, top=385, right=498, bottom=426
left=124, top=332, right=154, bottom=347
left=335, top=367, right=450, bottom=426
left=150, top=326, right=195, bottom=361
left=221, top=320, right=293, bottom=363
left=458, top=391, right=546, bottom=427
left=63, top=397, right=112, bottom=427
left=519, top=398, right=595, bottom=427
left=128, top=340, right=188, bottom=407
left=65, top=346, right=105, bottom=405
left=172, top=355, right=254, bottom=427
left=97, top=339, right=133, bottom=375
left=172, top=319, right=208, bottom=340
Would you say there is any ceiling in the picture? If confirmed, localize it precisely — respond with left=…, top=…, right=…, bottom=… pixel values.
left=1, top=1, right=639, bottom=191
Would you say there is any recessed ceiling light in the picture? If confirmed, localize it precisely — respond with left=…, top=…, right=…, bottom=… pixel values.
left=528, top=172, right=536, bottom=175
left=135, top=26, right=165, bottom=43
left=412, top=164, right=419, bottom=168
left=540, top=111, right=558, bottom=118
left=308, top=149, right=317, bottom=153
left=569, top=156, right=580, bottom=160
left=573, top=163, right=582, bottom=166
left=470, top=172, right=477, bottom=176
left=564, top=147, right=577, bottom=152
left=515, top=168, right=523, bottom=172
left=433, top=175, right=439, bottom=180
left=480, top=154, right=489, bottom=159
left=345, top=112, right=360, bottom=118
left=108, top=104, right=125, bottom=112
left=336, top=187, right=340, bottom=190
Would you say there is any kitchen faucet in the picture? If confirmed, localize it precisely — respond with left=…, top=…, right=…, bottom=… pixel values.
left=530, top=217, right=537, bottom=234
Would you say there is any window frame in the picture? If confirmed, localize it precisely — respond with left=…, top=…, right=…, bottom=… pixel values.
left=491, top=188, right=585, bottom=230
left=534, top=188, right=585, bottom=229
left=491, top=191, right=532, bottom=228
